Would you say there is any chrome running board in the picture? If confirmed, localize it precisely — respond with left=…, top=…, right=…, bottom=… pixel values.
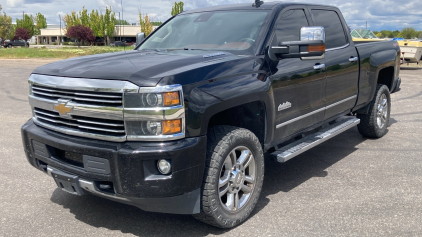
left=271, top=116, right=360, bottom=163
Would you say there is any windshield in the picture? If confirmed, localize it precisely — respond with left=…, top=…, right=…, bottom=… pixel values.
left=138, top=11, right=268, bottom=54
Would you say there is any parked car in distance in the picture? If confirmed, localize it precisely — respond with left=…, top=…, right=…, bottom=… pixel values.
left=110, top=41, right=129, bottom=47
left=4, top=40, right=29, bottom=48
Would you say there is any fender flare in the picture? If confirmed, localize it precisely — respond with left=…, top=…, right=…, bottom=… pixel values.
left=199, top=91, right=275, bottom=144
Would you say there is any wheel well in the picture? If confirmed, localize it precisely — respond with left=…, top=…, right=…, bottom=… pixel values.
left=207, top=101, right=266, bottom=143
left=377, top=66, right=394, bottom=90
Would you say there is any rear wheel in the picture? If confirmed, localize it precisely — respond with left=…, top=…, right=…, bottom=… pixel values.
left=8, top=44, right=12, bottom=48
left=193, top=126, right=264, bottom=228
left=357, top=84, right=391, bottom=138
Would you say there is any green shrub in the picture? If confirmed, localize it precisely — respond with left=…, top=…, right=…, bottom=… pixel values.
left=68, top=42, right=75, bottom=46
left=52, top=42, right=57, bottom=45
left=63, top=42, right=69, bottom=45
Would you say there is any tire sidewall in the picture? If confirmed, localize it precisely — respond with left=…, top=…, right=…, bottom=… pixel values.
left=211, top=129, right=264, bottom=227
left=372, top=85, right=391, bottom=136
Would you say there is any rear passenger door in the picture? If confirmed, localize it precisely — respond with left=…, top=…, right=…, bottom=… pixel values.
left=271, top=8, right=327, bottom=143
left=309, top=8, right=359, bottom=119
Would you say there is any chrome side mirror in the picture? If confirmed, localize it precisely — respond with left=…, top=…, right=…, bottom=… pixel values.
left=268, top=26, right=326, bottom=61
left=300, top=26, right=325, bottom=42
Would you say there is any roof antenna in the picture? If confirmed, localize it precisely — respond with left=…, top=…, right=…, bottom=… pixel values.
left=252, top=0, right=264, bottom=7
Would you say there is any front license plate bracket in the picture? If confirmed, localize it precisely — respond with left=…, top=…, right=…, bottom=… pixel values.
left=48, top=166, right=85, bottom=196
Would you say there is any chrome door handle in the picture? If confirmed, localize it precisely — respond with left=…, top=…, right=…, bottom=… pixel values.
left=313, top=64, right=325, bottom=70
left=349, top=57, right=358, bottom=62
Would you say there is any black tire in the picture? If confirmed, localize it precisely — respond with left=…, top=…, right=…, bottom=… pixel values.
left=8, top=44, right=12, bottom=48
left=193, top=126, right=264, bottom=228
left=357, top=84, right=391, bottom=138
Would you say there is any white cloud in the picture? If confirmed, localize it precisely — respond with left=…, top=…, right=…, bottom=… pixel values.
left=6, top=0, right=23, bottom=7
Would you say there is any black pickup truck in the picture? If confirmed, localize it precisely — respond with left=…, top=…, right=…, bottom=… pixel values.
left=21, top=1, right=401, bottom=228
left=3, top=39, right=29, bottom=48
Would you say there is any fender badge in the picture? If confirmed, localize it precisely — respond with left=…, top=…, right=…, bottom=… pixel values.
left=278, top=102, right=292, bottom=111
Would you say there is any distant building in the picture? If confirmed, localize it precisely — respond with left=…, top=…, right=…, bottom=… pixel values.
left=37, top=25, right=158, bottom=45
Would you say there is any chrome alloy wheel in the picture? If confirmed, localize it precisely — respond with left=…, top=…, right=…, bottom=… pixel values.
left=218, top=146, right=256, bottom=212
left=376, top=94, right=388, bottom=129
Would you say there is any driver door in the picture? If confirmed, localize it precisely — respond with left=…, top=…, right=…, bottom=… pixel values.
left=270, top=8, right=327, bottom=143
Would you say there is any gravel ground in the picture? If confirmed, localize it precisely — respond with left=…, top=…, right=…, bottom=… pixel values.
left=1, top=60, right=421, bottom=237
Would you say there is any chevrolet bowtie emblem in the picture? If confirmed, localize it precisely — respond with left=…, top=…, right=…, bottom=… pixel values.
left=54, top=100, right=73, bottom=116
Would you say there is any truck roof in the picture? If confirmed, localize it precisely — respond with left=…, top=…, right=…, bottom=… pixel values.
left=182, top=2, right=330, bottom=14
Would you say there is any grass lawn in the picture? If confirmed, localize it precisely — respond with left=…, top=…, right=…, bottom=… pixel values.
left=0, top=46, right=130, bottom=59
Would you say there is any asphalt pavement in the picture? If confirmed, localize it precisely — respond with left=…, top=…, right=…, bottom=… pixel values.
left=1, top=60, right=422, bottom=236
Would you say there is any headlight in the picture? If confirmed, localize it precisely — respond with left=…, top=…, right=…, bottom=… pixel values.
left=123, top=85, right=185, bottom=141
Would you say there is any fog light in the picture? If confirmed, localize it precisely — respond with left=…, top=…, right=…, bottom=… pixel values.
left=157, top=159, right=171, bottom=175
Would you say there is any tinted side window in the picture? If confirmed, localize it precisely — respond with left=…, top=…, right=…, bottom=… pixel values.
left=274, top=10, right=309, bottom=43
left=312, top=10, right=347, bottom=49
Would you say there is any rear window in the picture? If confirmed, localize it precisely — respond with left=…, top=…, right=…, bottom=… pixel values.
left=312, top=10, right=348, bottom=49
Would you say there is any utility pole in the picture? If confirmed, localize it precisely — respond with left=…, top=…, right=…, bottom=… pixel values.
left=59, top=15, right=62, bottom=45
left=366, top=21, right=367, bottom=30
left=121, top=0, right=124, bottom=42
left=118, top=12, right=121, bottom=41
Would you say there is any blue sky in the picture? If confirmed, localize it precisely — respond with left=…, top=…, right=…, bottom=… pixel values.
left=2, top=0, right=422, bottom=31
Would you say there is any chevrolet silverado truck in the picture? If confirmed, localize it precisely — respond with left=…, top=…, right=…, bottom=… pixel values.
left=21, top=1, right=401, bottom=228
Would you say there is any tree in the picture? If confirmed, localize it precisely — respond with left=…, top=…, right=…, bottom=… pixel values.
left=400, top=27, right=418, bottom=39
left=102, top=6, right=116, bottom=45
left=151, top=21, right=162, bottom=26
left=65, top=25, right=95, bottom=47
left=14, top=27, right=31, bottom=47
left=79, top=7, right=89, bottom=27
left=63, top=7, right=115, bottom=45
left=34, top=13, right=47, bottom=35
left=0, top=4, right=14, bottom=41
left=89, top=9, right=101, bottom=38
left=139, top=13, right=153, bottom=37
left=418, top=31, right=422, bottom=39
left=63, top=11, right=81, bottom=30
left=104, top=6, right=116, bottom=45
left=16, top=14, right=35, bottom=37
left=171, top=2, right=184, bottom=16
left=392, top=30, right=400, bottom=38
left=114, top=19, right=130, bottom=25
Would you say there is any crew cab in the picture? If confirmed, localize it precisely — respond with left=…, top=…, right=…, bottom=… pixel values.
left=21, top=1, right=401, bottom=228
left=4, top=39, right=29, bottom=48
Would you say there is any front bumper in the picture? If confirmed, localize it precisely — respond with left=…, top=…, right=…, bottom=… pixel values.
left=21, top=119, right=206, bottom=214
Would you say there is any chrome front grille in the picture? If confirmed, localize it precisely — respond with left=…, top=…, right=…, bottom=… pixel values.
left=28, top=74, right=140, bottom=142
left=32, top=85, right=123, bottom=106
left=28, top=74, right=185, bottom=142
left=34, top=108, right=125, bottom=136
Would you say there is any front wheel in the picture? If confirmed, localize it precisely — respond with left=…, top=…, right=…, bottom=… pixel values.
left=193, top=126, right=264, bottom=228
left=8, top=44, right=12, bottom=48
left=357, top=84, right=391, bottom=138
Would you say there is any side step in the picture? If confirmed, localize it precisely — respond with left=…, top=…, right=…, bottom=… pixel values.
left=270, top=116, right=360, bottom=163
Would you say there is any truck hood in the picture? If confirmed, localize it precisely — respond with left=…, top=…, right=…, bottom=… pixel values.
left=32, top=50, right=238, bottom=87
